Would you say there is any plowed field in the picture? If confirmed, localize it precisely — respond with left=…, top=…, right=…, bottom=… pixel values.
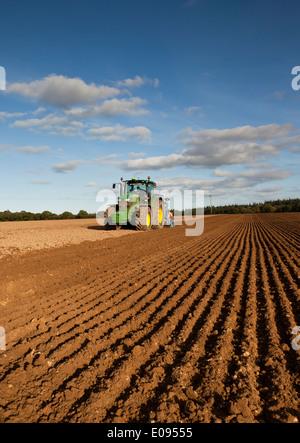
left=0, top=214, right=299, bottom=423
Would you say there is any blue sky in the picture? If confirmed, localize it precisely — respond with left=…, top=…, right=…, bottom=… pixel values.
left=0, top=0, right=299, bottom=213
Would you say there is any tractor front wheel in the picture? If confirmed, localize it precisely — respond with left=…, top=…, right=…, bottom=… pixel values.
left=104, top=209, right=122, bottom=230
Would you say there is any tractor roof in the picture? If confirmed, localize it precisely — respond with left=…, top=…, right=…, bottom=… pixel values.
left=125, top=178, right=155, bottom=184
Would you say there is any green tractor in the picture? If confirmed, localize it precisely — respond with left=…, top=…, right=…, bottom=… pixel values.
left=104, top=176, right=169, bottom=231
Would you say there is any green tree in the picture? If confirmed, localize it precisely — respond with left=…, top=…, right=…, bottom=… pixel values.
left=262, top=204, right=275, bottom=213
left=76, top=210, right=89, bottom=219
left=60, top=211, right=75, bottom=219
left=41, top=211, right=53, bottom=220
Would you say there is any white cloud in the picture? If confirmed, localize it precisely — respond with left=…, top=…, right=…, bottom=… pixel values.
left=61, top=107, right=91, bottom=119
left=51, top=155, right=118, bottom=174
left=156, top=169, right=292, bottom=194
left=0, top=111, right=27, bottom=120
left=115, top=75, right=159, bottom=89
left=116, top=75, right=145, bottom=88
left=128, top=152, right=146, bottom=159
left=0, top=144, right=50, bottom=154
left=180, top=123, right=294, bottom=149
left=12, top=109, right=151, bottom=141
left=12, top=113, right=85, bottom=136
left=94, top=97, right=149, bottom=117
left=213, top=169, right=235, bottom=177
left=5, top=73, right=154, bottom=142
left=7, top=74, right=121, bottom=107
left=62, top=97, right=149, bottom=119
left=0, top=107, right=47, bottom=122
left=51, top=160, right=86, bottom=173
left=122, top=153, right=186, bottom=170
left=32, top=107, right=47, bottom=116
left=13, top=114, right=66, bottom=128
left=87, top=124, right=151, bottom=142
left=121, top=123, right=298, bottom=170
left=14, top=145, right=51, bottom=154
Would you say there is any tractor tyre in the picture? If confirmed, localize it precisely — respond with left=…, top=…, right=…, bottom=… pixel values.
left=103, top=210, right=110, bottom=230
left=151, top=199, right=164, bottom=229
left=135, top=206, right=151, bottom=231
left=104, top=209, right=121, bottom=230
left=157, top=199, right=164, bottom=229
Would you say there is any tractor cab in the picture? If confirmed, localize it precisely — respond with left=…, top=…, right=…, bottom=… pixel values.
left=113, top=177, right=156, bottom=199
left=125, top=178, right=156, bottom=198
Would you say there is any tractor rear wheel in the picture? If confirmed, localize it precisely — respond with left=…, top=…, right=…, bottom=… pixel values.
left=157, top=199, right=164, bottom=229
left=152, top=199, right=164, bottom=229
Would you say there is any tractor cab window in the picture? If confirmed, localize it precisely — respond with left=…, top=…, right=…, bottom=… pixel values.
left=147, top=182, right=154, bottom=196
left=127, top=182, right=147, bottom=193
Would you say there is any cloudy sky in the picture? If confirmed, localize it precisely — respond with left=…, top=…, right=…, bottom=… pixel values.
left=0, top=0, right=299, bottom=213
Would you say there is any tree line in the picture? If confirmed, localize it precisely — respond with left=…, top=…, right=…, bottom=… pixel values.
left=204, top=198, right=300, bottom=215
left=0, top=209, right=96, bottom=222
left=177, top=198, right=300, bottom=215
left=0, top=198, right=299, bottom=222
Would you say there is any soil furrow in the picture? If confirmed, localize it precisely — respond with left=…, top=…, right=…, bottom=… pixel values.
left=0, top=213, right=299, bottom=423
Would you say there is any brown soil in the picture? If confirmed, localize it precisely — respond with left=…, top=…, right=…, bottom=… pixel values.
left=0, top=218, right=136, bottom=259
left=0, top=214, right=299, bottom=423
